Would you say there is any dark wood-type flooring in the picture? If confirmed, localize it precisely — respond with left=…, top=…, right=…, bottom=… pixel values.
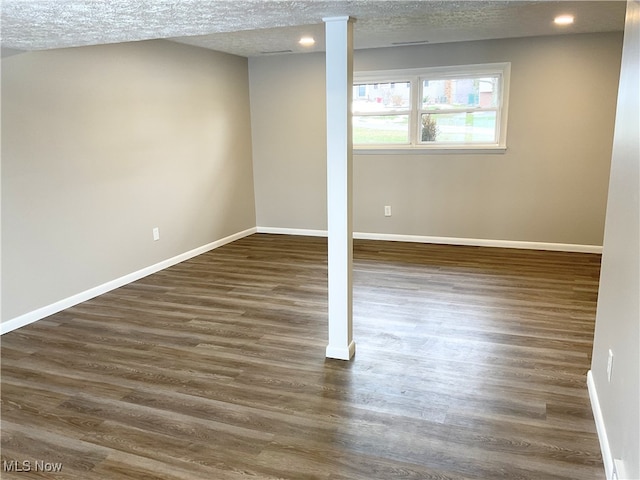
left=1, top=233, right=604, bottom=479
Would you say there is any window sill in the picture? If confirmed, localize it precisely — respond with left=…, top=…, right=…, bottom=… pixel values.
left=353, top=145, right=508, bottom=155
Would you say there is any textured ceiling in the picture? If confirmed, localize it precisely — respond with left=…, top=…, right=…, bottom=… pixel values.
left=1, top=1, right=626, bottom=58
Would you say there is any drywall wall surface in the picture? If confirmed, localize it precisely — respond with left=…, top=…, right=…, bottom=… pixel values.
left=250, top=52, right=328, bottom=230
left=249, top=32, right=622, bottom=246
left=2, top=40, right=256, bottom=321
left=591, top=2, right=640, bottom=478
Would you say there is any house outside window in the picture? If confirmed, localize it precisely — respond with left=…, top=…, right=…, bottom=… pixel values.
left=353, top=63, right=511, bottom=153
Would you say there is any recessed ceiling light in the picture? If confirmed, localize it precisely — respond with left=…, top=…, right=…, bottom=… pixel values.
left=554, top=15, right=575, bottom=25
left=299, top=36, right=315, bottom=47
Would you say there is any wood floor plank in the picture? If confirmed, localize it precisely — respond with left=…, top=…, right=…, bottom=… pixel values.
left=1, top=234, right=604, bottom=479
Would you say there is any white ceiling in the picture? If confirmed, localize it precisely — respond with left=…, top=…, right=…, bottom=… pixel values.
left=1, top=1, right=626, bottom=58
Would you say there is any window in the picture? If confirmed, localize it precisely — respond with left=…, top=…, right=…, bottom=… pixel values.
left=352, top=81, right=412, bottom=145
left=353, top=63, right=510, bottom=152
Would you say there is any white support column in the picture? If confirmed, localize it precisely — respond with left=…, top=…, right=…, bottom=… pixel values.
left=323, top=16, right=355, bottom=361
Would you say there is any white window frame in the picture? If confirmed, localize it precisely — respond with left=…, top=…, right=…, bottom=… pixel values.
left=353, top=63, right=511, bottom=154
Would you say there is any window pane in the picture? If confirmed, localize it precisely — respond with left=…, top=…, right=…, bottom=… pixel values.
left=353, top=82, right=411, bottom=113
left=354, top=115, right=409, bottom=144
left=421, top=112, right=497, bottom=143
left=422, top=76, right=499, bottom=110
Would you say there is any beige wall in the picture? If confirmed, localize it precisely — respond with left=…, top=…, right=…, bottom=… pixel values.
left=250, top=52, right=328, bottom=230
left=1, top=40, right=256, bottom=322
left=591, top=1, right=640, bottom=478
left=250, top=32, right=622, bottom=246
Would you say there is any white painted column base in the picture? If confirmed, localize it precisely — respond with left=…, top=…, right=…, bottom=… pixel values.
left=326, top=341, right=356, bottom=361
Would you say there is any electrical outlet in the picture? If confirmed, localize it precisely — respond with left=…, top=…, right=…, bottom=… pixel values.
left=607, top=349, right=614, bottom=382
left=152, top=227, right=160, bottom=241
left=384, top=205, right=392, bottom=217
left=612, top=458, right=624, bottom=480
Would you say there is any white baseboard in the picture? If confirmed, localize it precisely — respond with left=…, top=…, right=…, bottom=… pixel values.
left=0, top=227, right=257, bottom=335
left=256, top=227, right=603, bottom=254
left=587, top=370, right=614, bottom=480
left=257, top=226, right=328, bottom=237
